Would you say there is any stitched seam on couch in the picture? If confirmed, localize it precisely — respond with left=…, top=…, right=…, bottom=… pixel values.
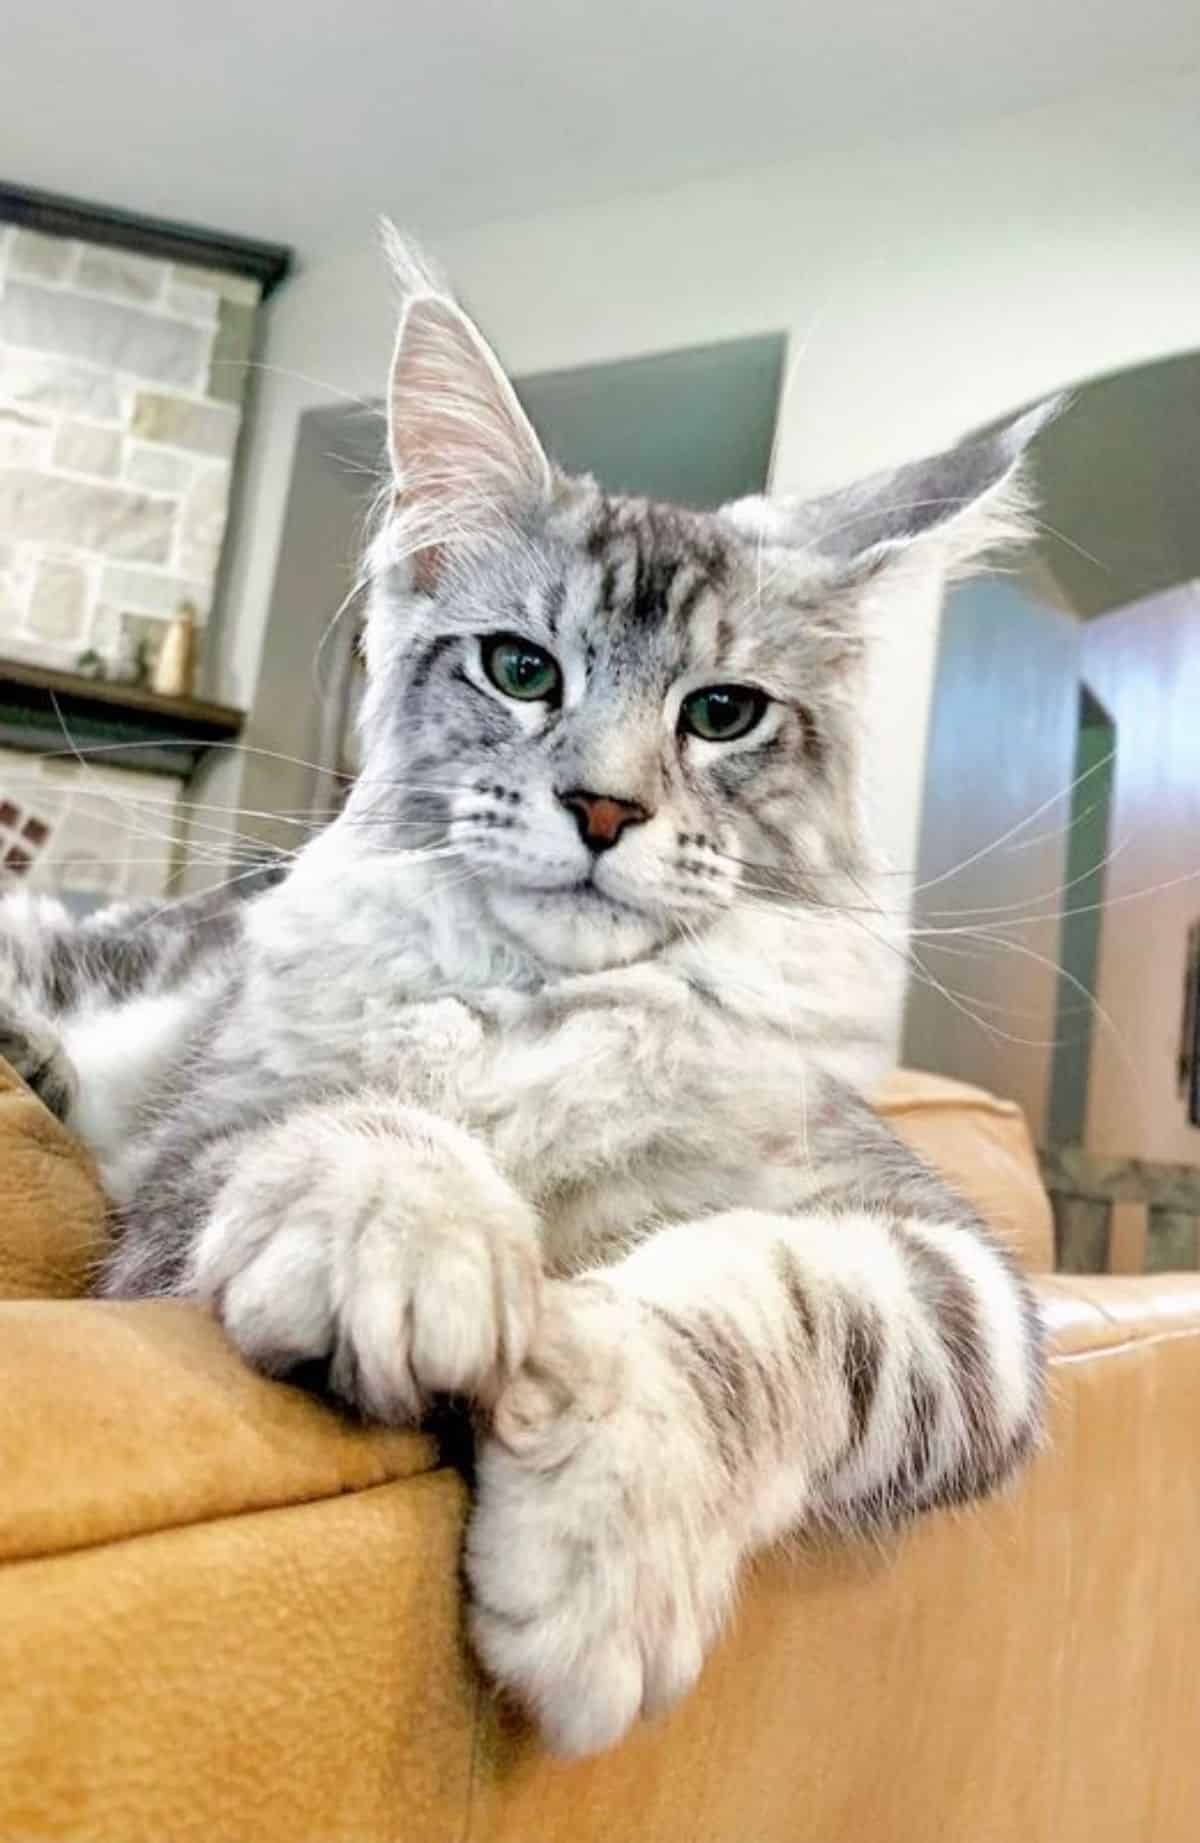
left=1050, top=1324, right=1200, bottom=1366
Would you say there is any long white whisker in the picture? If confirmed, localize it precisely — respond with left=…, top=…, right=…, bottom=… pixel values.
left=910, top=746, right=1116, bottom=898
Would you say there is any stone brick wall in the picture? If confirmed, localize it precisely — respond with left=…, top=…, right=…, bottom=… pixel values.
left=0, top=224, right=260, bottom=676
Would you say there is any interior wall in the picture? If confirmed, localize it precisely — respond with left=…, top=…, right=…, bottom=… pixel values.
left=1081, top=581, right=1200, bottom=1164
left=1031, top=351, right=1200, bottom=618
left=513, top=333, right=785, bottom=508
left=902, top=578, right=1081, bottom=1135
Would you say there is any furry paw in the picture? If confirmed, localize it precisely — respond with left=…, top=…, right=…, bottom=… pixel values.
left=190, top=1103, right=542, bottom=1423
left=466, top=1280, right=737, bottom=1756
left=0, top=1001, right=78, bottom=1121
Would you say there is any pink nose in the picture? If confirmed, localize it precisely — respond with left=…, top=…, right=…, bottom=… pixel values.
left=559, top=790, right=651, bottom=852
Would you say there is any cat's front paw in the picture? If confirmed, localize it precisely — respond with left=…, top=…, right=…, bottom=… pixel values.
left=466, top=1280, right=737, bottom=1756
left=0, top=1001, right=78, bottom=1121
left=190, top=1103, right=542, bottom=1423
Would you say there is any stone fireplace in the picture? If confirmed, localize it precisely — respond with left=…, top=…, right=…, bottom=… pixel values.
left=0, top=187, right=289, bottom=904
left=0, top=225, right=262, bottom=675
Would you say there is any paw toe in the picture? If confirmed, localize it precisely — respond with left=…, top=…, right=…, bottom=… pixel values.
left=539, top=1641, right=645, bottom=1758
left=219, top=1221, right=334, bottom=1374
left=471, top=1596, right=645, bottom=1759
left=640, top=1621, right=704, bottom=1720
left=409, top=1246, right=497, bottom=1395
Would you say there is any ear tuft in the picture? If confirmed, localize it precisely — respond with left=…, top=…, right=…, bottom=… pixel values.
left=379, top=224, right=552, bottom=590
left=379, top=218, right=451, bottom=309
left=729, top=395, right=1064, bottom=584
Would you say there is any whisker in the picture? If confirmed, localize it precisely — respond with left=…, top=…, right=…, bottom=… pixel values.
left=922, top=830, right=1135, bottom=923
left=909, top=745, right=1116, bottom=899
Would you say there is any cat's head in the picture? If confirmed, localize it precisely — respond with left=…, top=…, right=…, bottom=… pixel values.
left=355, top=229, right=1052, bottom=975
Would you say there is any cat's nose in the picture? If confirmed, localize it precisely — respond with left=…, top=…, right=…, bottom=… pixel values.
left=558, top=790, right=651, bottom=853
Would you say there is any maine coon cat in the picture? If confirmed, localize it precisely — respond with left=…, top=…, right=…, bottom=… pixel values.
left=0, top=233, right=1047, bottom=1757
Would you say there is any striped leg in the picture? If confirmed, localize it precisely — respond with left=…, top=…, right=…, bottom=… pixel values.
left=466, top=1182, right=1044, bottom=1756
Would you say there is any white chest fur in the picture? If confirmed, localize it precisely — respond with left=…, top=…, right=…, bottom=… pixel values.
left=239, top=843, right=897, bottom=1246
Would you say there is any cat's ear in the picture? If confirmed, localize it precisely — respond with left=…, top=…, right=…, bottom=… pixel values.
left=381, top=222, right=552, bottom=589
left=724, top=398, right=1061, bottom=583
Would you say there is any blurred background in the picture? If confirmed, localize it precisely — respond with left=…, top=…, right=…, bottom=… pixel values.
left=1, top=2, right=1198, bottom=1250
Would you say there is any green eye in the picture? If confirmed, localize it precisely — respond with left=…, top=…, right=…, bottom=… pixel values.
left=679, top=685, right=767, bottom=742
left=481, top=634, right=562, bottom=703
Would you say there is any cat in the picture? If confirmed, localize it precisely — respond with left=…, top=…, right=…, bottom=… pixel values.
left=0, top=231, right=1047, bottom=1757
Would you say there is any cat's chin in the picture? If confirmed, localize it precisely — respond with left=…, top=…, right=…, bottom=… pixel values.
left=484, top=885, right=667, bottom=974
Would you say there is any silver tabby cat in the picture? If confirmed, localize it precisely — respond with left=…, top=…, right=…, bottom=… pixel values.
left=0, top=233, right=1047, bottom=1756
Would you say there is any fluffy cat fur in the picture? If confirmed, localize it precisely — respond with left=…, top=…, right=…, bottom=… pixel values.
left=0, top=231, right=1049, bottom=1757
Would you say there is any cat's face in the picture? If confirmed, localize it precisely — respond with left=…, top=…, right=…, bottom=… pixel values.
left=355, top=232, right=1050, bottom=974
left=363, top=487, right=864, bottom=971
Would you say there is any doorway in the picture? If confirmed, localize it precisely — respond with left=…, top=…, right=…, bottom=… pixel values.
left=1044, top=687, right=1116, bottom=1145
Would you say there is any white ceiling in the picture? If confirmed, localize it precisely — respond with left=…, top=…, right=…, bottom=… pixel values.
left=3, top=2, right=1196, bottom=257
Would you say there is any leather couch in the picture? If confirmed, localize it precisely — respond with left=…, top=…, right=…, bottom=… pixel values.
left=1, top=1057, right=1197, bottom=1843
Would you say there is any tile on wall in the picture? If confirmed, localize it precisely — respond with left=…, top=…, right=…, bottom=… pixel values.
left=170, top=262, right=262, bottom=308
left=27, top=559, right=88, bottom=643
left=53, top=420, right=123, bottom=479
left=0, top=470, right=175, bottom=563
left=0, top=350, right=122, bottom=420
left=131, top=391, right=239, bottom=459
left=0, top=283, right=209, bottom=391
left=9, top=230, right=75, bottom=284
left=207, top=299, right=257, bottom=404
left=0, top=406, right=53, bottom=469
left=165, top=282, right=220, bottom=325
left=176, top=464, right=232, bottom=580
left=99, top=563, right=210, bottom=622
left=75, top=247, right=168, bottom=305
left=123, top=444, right=195, bottom=495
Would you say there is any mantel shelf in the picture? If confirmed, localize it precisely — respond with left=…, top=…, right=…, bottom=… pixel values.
left=0, top=657, right=245, bottom=779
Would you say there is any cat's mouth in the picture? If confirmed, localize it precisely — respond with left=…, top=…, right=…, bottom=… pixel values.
left=563, top=876, right=645, bottom=919
left=479, top=854, right=650, bottom=921
left=497, top=867, right=654, bottom=925
left=483, top=869, right=669, bottom=971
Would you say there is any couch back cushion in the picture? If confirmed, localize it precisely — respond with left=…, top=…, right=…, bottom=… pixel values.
left=875, top=1070, right=1053, bottom=1272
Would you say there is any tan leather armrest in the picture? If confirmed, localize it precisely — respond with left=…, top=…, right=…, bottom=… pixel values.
left=7, top=1274, right=1196, bottom=1569
left=1038, top=1269, right=1200, bottom=1354
left=0, top=1297, right=433, bottom=1565
left=464, top=1269, right=1200, bottom=1843
left=1, top=1278, right=1198, bottom=1840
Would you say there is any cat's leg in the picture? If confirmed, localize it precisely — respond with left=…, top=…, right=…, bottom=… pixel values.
left=466, top=1200, right=1044, bottom=1756
left=0, top=993, right=78, bottom=1119
left=158, top=1096, right=542, bottom=1422
left=0, top=892, right=78, bottom=1118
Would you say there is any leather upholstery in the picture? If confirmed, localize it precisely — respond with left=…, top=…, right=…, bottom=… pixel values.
left=876, top=1067, right=1055, bottom=1271
left=0, top=1057, right=108, bottom=1301
left=0, top=1060, right=1194, bottom=1842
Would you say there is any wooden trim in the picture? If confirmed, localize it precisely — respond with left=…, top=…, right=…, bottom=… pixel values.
left=0, top=180, right=292, bottom=298
left=1039, top=1144, right=1200, bottom=1211
left=0, top=657, right=242, bottom=733
left=0, top=656, right=243, bottom=780
left=1108, top=1201, right=1149, bottom=1275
